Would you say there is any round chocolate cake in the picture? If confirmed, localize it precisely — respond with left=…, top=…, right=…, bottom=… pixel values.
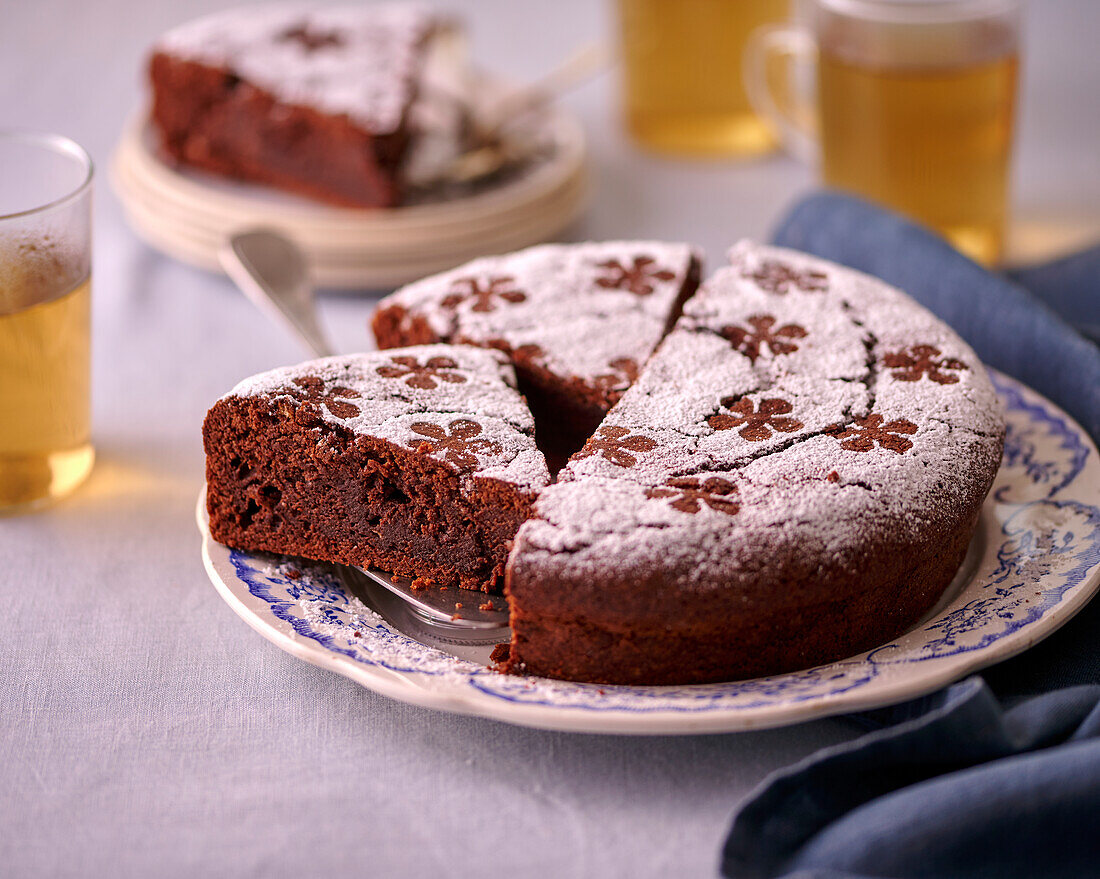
left=206, top=241, right=1005, bottom=686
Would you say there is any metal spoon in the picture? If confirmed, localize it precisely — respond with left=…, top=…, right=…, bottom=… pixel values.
left=220, top=227, right=510, bottom=632
left=220, top=228, right=334, bottom=358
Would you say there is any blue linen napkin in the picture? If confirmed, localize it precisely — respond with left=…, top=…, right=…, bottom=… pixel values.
left=719, top=193, right=1100, bottom=879
left=722, top=679, right=1100, bottom=879
left=1008, top=245, right=1100, bottom=344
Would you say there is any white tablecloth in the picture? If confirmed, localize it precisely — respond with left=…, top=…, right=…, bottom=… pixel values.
left=3, top=1, right=1099, bottom=875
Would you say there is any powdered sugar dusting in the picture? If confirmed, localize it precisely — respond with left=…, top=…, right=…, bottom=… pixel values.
left=376, top=241, right=699, bottom=398
left=513, top=240, right=1005, bottom=593
left=226, top=345, right=550, bottom=491
left=156, top=4, right=436, bottom=134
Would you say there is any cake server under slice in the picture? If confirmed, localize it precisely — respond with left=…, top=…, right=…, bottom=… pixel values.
left=347, top=565, right=510, bottom=630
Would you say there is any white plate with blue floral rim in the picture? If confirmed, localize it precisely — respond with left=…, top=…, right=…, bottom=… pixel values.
left=199, top=370, right=1100, bottom=735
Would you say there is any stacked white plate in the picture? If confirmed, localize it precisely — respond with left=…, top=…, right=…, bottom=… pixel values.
left=111, top=106, right=587, bottom=290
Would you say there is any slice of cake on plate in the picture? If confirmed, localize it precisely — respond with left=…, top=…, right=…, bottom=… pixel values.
left=371, top=241, right=701, bottom=463
left=203, top=346, right=549, bottom=592
left=149, top=4, right=455, bottom=207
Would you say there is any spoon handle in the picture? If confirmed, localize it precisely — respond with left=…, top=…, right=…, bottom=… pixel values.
left=220, top=230, right=336, bottom=359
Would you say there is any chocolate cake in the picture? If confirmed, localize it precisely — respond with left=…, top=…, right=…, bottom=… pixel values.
left=203, top=346, right=549, bottom=592
left=205, top=241, right=1005, bottom=686
left=149, top=5, right=444, bottom=207
left=371, top=241, right=702, bottom=463
left=501, top=242, right=1005, bottom=684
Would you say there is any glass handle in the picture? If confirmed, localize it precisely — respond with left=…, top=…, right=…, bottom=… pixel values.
left=744, top=24, right=819, bottom=165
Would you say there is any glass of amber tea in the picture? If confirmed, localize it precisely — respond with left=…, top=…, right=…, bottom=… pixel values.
left=617, top=0, right=790, bottom=157
left=0, top=133, right=93, bottom=512
left=747, top=0, right=1019, bottom=265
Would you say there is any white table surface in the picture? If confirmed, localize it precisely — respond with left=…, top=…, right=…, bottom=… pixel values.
left=3, top=1, right=1098, bottom=876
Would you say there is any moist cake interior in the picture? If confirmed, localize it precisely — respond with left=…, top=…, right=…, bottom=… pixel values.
left=205, top=396, right=533, bottom=591
left=203, top=347, right=548, bottom=593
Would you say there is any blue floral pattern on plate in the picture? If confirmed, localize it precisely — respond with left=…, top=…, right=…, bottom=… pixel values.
left=991, top=370, right=1091, bottom=501
left=202, top=370, right=1100, bottom=733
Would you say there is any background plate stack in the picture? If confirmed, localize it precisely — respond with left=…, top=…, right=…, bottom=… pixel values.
left=111, top=104, right=587, bottom=290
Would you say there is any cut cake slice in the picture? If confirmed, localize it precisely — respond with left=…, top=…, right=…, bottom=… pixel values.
left=203, top=345, right=549, bottom=592
left=149, top=4, right=442, bottom=207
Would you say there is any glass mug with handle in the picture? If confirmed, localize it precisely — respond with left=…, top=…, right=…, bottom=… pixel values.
left=618, top=0, right=791, bottom=157
left=746, top=0, right=1020, bottom=265
left=0, top=132, right=94, bottom=512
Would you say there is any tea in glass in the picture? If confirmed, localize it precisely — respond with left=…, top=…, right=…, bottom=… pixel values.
left=0, top=133, right=93, bottom=511
left=817, top=1, right=1019, bottom=264
left=618, top=0, right=789, bottom=156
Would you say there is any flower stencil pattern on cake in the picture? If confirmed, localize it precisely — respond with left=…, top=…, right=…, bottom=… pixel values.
left=486, top=339, right=546, bottom=365
left=646, top=477, right=740, bottom=516
left=744, top=261, right=828, bottom=295
left=511, top=343, right=546, bottom=361
left=709, top=397, right=803, bottom=441
left=376, top=355, right=467, bottom=390
left=290, top=375, right=361, bottom=419
left=827, top=414, right=918, bottom=454
left=593, top=358, right=640, bottom=394
left=407, top=419, right=501, bottom=470
left=575, top=425, right=658, bottom=468
left=720, top=316, right=808, bottom=363
left=883, top=345, right=969, bottom=384
left=442, top=276, right=526, bottom=313
left=279, top=23, right=345, bottom=51
left=594, top=256, right=676, bottom=296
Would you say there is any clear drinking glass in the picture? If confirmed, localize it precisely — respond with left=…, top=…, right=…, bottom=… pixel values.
left=0, top=132, right=94, bottom=512
left=618, top=0, right=790, bottom=157
left=747, top=0, right=1020, bottom=265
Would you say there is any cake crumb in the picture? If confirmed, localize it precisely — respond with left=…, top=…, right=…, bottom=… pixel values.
left=411, top=575, right=437, bottom=592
